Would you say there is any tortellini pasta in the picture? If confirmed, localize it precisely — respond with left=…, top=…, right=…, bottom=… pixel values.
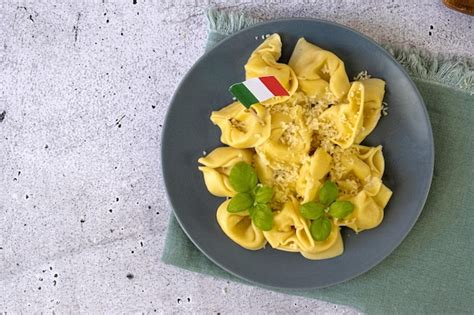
left=332, top=145, right=393, bottom=232
left=355, top=78, right=386, bottom=143
left=289, top=38, right=350, bottom=101
left=216, top=200, right=266, bottom=250
left=263, top=197, right=343, bottom=259
left=319, top=79, right=387, bottom=149
left=319, top=82, right=364, bottom=149
left=340, top=185, right=392, bottom=232
left=255, top=104, right=312, bottom=165
left=296, top=148, right=332, bottom=203
left=199, top=34, right=392, bottom=260
left=210, top=102, right=271, bottom=148
left=334, top=145, right=385, bottom=196
left=245, top=34, right=298, bottom=105
left=198, top=146, right=253, bottom=197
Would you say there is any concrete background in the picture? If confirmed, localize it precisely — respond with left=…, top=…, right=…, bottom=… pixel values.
left=0, top=0, right=472, bottom=313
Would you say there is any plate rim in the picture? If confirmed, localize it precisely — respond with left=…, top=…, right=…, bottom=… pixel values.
left=161, top=17, right=435, bottom=289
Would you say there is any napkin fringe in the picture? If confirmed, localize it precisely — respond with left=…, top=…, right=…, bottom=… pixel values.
left=385, top=45, right=474, bottom=94
left=207, top=8, right=262, bottom=35
left=207, top=8, right=474, bottom=94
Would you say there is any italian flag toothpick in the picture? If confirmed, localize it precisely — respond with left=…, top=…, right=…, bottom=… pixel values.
left=229, top=76, right=289, bottom=108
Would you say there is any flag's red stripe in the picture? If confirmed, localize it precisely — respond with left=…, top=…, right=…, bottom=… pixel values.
left=259, top=76, right=289, bottom=96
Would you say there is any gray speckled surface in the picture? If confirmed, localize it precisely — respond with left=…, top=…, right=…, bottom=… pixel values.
left=0, top=0, right=472, bottom=313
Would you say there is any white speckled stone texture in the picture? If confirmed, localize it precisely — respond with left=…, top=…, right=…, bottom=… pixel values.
left=0, top=0, right=472, bottom=313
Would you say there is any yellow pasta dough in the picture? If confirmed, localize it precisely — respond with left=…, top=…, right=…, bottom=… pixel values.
left=296, top=148, right=332, bottom=203
left=256, top=104, right=312, bottom=165
left=210, top=102, right=271, bottom=148
left=199, top=34, right=392, bottom=260
left=338, top=187, right=392, bottom=232
left=354, top=78, right=386, bottom=143
left=319, top=81, right=365, bottom=149
left=289, top=38, right=350, bottom=101
left=245, top=34, right=298, bottom=105
left=263, top=197, right=343, bottom=260
left=331, top=145, right=392, bottom=232
left=198, top=146, right=253, bottom=197
left=216, top=200, right=267, bottom=250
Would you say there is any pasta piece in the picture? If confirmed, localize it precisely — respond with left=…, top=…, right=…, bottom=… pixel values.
left=340, top=145, right=385, bottom=196
left=253, top=153, right=274, bottom=187
left=301, top=225, right=343, bottom=260
left=333, top=145, right=392, bottom=232
left=210, top=102, right=271, bottom=148
left=216, top=199, right=266, bottom=250
left=263, top=197, right=343, bottom=260
left=256, top=105, right=311, bottom=165
left=296, top=148, right=332, bottom=202
left=253, top=104, right=311, bottom=204
left=337, top=184, right=392, bottom=233
left=372, top=183, right=392, bottom=209
left=254, top=151, right=299, bottom=205
left=245, top=34, right=298, bottom=105
left=338, top=190, right=384, bottom=232
left=331, top=145, right=385, bottom=195
left=354, top=78, right=386, bottom=143
left=319, top=81, right=364, bottom=149
left=288, top=38, right=350, bottom=101
left=198, top=146, right=253, bottom=197
left=301, top=231, right=343, bottom=260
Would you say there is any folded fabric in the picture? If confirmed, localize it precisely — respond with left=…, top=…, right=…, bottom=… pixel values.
left=162, top=9, right=474, bottom=314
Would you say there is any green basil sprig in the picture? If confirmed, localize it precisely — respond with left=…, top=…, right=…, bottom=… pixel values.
left=300, top=181, right=355, bottom=241
left=227, top=162, right=274, bottom=231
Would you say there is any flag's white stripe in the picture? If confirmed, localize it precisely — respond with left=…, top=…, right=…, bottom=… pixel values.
left=243, top=78, right=274, bottom=101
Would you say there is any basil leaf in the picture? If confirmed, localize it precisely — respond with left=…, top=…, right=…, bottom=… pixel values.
left=227, top=192, right=254, bottom=213
left=300, top=202, right=325, bottom=220
left=310, top=217, right=332, bottom=241
left=255, top=186, right=273, bottom=204
left=251, top=185, right=259, bottom=197
left=328, top=200, right=354, bottom=218
left=319, top=181, right=339, bottom=205
left=251, top=204, right=273, bottom=231
left=229, top=162, right=258, bottom=193
left=247, top=203, right=256, bottom=217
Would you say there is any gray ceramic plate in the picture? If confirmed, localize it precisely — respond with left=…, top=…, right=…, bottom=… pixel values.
left=162, top=19, right=434, bottom=289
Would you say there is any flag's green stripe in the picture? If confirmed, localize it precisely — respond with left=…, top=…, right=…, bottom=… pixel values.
left=229, top=82, right=259, bottom=108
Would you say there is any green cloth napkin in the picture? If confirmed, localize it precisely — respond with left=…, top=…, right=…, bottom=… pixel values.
left=162, top=9, right=474, bottom=314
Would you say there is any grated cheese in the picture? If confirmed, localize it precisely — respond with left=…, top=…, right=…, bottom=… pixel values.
left=229, top=118, right=246, bottom=132
left=353, top=70, right=371, bottom=81
left=382, top=101, right=389, bottom=116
